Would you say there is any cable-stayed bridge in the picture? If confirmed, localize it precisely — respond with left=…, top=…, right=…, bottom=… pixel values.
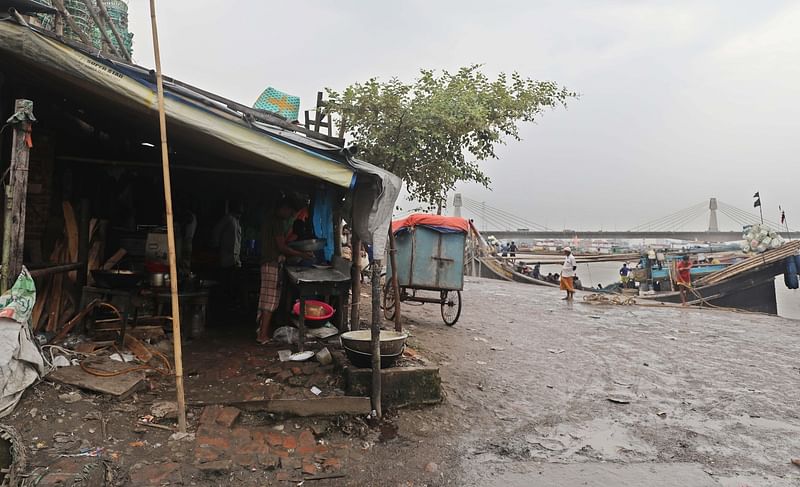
left=454, top=195, right=794, bottom=242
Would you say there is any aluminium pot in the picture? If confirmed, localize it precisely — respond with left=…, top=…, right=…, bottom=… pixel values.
left=339, top=330, right=408, bottom=356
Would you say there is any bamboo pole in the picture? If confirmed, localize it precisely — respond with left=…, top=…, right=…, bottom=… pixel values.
left=148, top=0, right=187, bottom=433
left=80, top=0, right=122, bottom=58
left=387, top=228, right=401, bottom=331
left=96, top=0, right=131, bottom=61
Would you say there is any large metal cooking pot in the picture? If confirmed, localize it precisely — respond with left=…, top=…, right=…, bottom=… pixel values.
left=342, top=345, right=403, bottom=368
left=340, top=330, right=408, bottom=356
left=91, top=270, right=144, bottom=289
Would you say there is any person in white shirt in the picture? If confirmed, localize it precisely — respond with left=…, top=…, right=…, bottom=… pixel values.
left=560, top=246, right=577, bottom=300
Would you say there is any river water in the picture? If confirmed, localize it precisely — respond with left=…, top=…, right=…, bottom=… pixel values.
left=533, top=260, right=800, bottom=320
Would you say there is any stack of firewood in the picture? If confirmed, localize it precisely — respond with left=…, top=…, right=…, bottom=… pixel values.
left=30, top=201, right=116, bottom=334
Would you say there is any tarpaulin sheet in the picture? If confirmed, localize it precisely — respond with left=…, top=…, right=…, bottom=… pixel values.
left=392, top=214, right=470, bottom=234
left=0, top=268, right=45, bottom=418
left=0, top=20, right=355, bottom=188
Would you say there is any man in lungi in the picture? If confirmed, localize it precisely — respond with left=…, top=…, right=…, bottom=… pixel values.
left=257, top=197, right=313, bottom=344
left=560, top=246, right=577, bottom=301
left=676, top=254, right=693, bottom=305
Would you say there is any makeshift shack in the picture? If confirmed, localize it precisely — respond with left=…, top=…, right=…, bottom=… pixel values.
left=0, top=12, right=401, bottom=405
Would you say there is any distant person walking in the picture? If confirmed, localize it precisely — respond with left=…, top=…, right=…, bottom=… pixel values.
left=676, top=255, right=693, bottom=305
left=619, top=262, right=630, bottom=285
left=509, top=241, right=518, bottom=257
left=560, top=246, right=577, bottom=301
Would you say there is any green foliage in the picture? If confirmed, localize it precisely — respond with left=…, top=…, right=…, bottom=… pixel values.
left=326, top=65, right=576, bottom=208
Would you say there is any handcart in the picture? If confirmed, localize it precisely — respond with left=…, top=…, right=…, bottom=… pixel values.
left=384, top=214, right=469, bottom=326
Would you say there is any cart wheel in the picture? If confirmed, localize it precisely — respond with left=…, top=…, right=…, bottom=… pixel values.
left=440, top=290, right=461, bottom=326
left=383, top=282, right=396, bottom=320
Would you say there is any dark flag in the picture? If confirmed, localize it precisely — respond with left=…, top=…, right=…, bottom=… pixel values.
left=753, top=192, right=760, bottom=198
left=754, top=198, right=761, bottom=208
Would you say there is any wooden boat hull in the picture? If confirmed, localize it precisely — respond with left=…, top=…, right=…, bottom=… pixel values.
left=639, top=260, right=784, bottom=314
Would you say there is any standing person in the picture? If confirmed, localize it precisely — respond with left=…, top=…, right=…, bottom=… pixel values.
left=619, top=262, right=630, bottom=286
left=676, top=255, right=693, bottom=305
left=532, top=262, right=541, bottom=279
left=509, top=241, right=518, bottom=258
left=560, top=247, right=577, bottom=300
left=256, top=197, right=313, bottom=345
left=211, top=201, right=243, bottom=301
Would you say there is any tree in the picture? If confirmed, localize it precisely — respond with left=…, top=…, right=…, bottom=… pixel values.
left=326, top=65, right=576, bottom=209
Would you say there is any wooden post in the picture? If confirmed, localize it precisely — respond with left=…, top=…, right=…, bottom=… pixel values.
left=387, top=227, right=402, bottom=331
left=350, top=235, right=361, bottom=330
left=149, top=0, right=187, bottom=433
left=2, top=99, right=34, bottom=291
left=370, top=259, right=382, bottom=418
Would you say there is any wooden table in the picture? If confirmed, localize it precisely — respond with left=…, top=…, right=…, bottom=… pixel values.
left=284, top=266, right=351, bottom=352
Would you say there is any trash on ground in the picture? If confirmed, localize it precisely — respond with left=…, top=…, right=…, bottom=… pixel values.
left=290, top=351, right=315, bottom=362
left=548, top=349, right=566, bottom=354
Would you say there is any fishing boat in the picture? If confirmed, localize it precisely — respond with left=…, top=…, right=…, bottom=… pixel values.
left=470, top=225, right=799, bottom=314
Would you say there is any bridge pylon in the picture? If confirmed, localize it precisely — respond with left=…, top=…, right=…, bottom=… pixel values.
left=708, top=198, right=719, bottom=232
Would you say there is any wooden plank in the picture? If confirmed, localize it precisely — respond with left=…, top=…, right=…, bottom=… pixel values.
left=62, top=201, right=78, bottom=281
left=197, top=397, right=372, bottom=417
left=102, top=248, right=126, bottom=270
left=31, top=277, right=49, bottom=332
left=47, top=360, right=145, bottom=398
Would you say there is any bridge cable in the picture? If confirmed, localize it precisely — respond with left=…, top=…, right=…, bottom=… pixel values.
left=460, top=200, right=549, bottom=231
left=629, top=201, right=707, bottom=231
left=461, top=197, right=550, bottom=231
left=634, top=202, right=707, bottom=231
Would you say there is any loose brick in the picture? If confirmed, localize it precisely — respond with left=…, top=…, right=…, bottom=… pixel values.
left=282, top=435, right=297, bottom=450
left=298, top=430, right=315, bottom=447
left=215, top=407, right=241, bottom=428
left=129, top=462, right=182, bottom=486
left=199, top=405, right=223, bottom=426
left=238, top=440, right=269, bottom=456
left=231, top=426, right=252, bottom=446
left=290, top=366, right=303, bottom=375
left=302, top=462, right=318, bottom=475
left=194, top=446, right=222, bottom=464
left=266, top=431, right=284, bottom=446
left=276, top=472, right=290, bottom=481
left=323, top=458, right=342, bottom=470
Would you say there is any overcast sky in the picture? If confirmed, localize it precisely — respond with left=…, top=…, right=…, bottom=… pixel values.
left=128, top=1, right=799, bottom=231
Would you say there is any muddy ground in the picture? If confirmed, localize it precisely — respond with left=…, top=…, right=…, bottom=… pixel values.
left=4, top=276, right=800, bottom=486
left=353, top=276, right=800, bottom=486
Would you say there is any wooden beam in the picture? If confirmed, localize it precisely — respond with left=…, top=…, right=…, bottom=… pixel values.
left=3, top=99, right=34, bottom=291
left=51, top=0, right=94, bottom=47
left=95, top=0, right=131, bottom=61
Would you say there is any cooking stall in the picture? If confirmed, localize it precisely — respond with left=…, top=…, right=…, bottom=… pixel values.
left=0, top=15, right=402, bottom=405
